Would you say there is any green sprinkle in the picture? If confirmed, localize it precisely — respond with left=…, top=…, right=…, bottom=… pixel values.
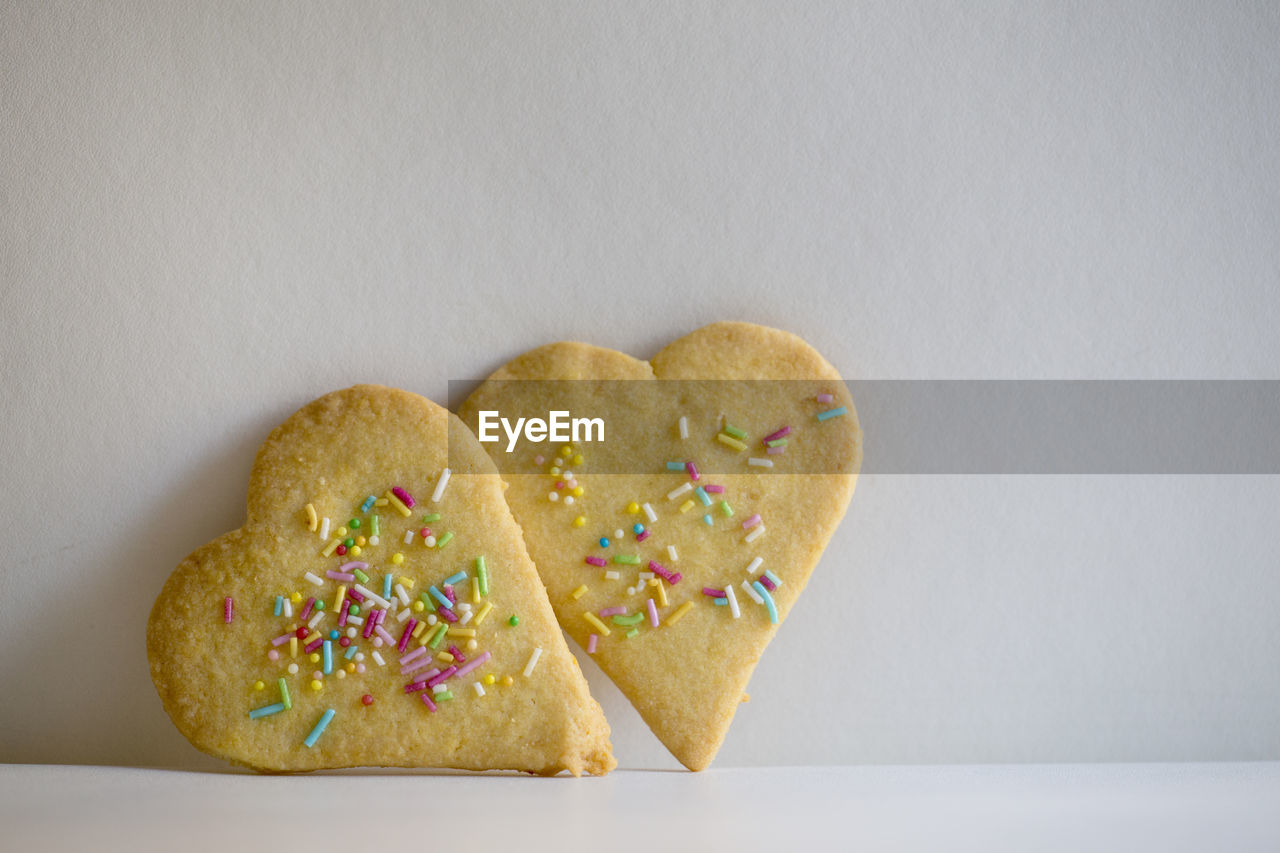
left=476, top=556, right=489, bottom=596
left=816, top=406, right=848, bottom=422
left=719, top=500, right=734, bottom=516
left=348, top=604, right=361, bottom=616
left=343, top=538, right=355, bottom=548
left=427, top=623, right=448, bottom=649
left=508, top=615, right=519, bottom=627
left=625, top=627, right=640, bottom=639
left=353, top=568, right=369, bottom=584
left=278, top=678, right=291, bottom=710
left=436, top=690, right=454, bottom=701
left=612, top=613, right=644, bottom=626
left=423, top=513, right=442, bottom=523
left=314, top=600, right=326, bottom=611
left=370, top=514, right=380, bottom=537
left=613, top=554, right=642, bottom=565
left=436, top=531, right=454, bottom=549
left=723, top=424, right=747, bottom=440
left=765, top=438, right=788, bottom=447
left=348, top=518, right=361, bottom=529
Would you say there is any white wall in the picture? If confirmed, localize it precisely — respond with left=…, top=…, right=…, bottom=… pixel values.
left=2, top=1, right=1278, bottom=770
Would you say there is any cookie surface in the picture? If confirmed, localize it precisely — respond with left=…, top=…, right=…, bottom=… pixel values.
left=148, top=385, right=615, bottom=775
left=458, top=322, right=860, bottom=769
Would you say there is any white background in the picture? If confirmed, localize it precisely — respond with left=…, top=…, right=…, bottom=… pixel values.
left=2, top=1, right=1278, bottom=772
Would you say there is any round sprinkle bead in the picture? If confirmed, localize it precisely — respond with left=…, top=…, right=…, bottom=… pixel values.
left=287, top=663, right=299, bottom=674
left=573, top=454, right=584, bottom=465
left=466, top=639, right=478, bottom=651
left=369, top=536, right=380, bottom=546
left=633, top=523, right=644, bottom=534
left=391, top=553, right=404, bottom=565
left=425, top=535, right=437, bottom=546
left=626, top=502, right=640, bottom=514
left=309, top=653, right=320, bottom=663
left=355, top=663, right=365, bottom=673
left=310, top=680, right=323, bottom=691
left=572, top=486, right=584, bottom=497
left=599, top=537, right=610, bottom=548
left=254, top=681, right=265, bottom=691
left=508, top=615, right=519, bottom=627
left=267, top=650, right=280, bottom=661
left=312, top=671, right=324, bottom=680
left=336, top=527, right=347, bottom=537
left=335, top=544, right=347, bottom=556
left=335, top=670, right=346, bottom=680
left=350, top=545, right=362, bottom=556
left=547, top=493, right=559, bottom=502
left=573, top=516, right=586, bottom=527
left=349, top=518, right=360, bottom=529
left=355, top=535, right=366, bottom=546
left=412, top=600, right=425, bottom=612
left=564, top=496, right=574, bottom=505
left=362, top=694, right=374, bottom=706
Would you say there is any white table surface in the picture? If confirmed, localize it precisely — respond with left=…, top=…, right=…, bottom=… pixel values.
left=4, top=762, right=1277, bottom=851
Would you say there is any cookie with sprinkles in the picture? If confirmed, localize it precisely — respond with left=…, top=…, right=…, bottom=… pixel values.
left=458, top=323, right=861, bottom=771
left=147, top=385, right=615, bottom=775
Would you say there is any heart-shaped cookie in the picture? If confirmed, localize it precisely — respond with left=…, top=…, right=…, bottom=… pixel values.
left=148, top=385, right=615, bottom=775
left=458, top=323, right=860, bottom=769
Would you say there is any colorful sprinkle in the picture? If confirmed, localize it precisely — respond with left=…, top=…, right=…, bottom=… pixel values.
left=666, top=461, right=686, bottom=471
left=763, top=426, right=791, bottom=443
left=753, top=580, right=778, bottom=623
left=816, top=406, right=848, bottom=421
left=745, top=525, right=766, bottom=543
left=648, top=560, right=682, bottom=585
left=667, top=482, right=693, bottom=501
left=612, top=612, right=644, bottom=627
left=695, top=486, right=712, bottom=506
left=305, top=503, right=318, bottom=531
left=665, top=601, right=694, bottom=626
left=583, top=612, right=611, bottom=635
left=717, top=433, right=748, bottom=451
left=685, top=461, right=700, bottom=481
left=587, top=633, right=598, bottom=654
left=436, top=531, right=454, bottom=549
left=223, top=597, right=234, bottom=624
left=475, top=556, right=489, bottom=596
left=303, top=709, right=336, bottom=747
left=570, top=584, right=589, bottom=600
left=725, top=585, right=741, bottom=619
left=249, top=702, right=285, bottom=719
left=508, top=614, right=519, bottom=627
left=747, top=457, right=774, bottom=468
left=391, top=486, right=416, bottom=509
left=678, top=416, right=689, bottom=439
left=742, top=514, right=762, bottom=530
left=723, top=424, right=747, bottom=440
left=586, top=556, right=607, bottom=567
left=646, top=598, right=659, bottom=627
left=431, top=469, right=452, bottom=503
left=522, top=648, right=543, bottom=677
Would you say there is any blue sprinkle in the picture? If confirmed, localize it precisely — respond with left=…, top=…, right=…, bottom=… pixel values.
left=249, top=702, right=286, bottom=719
left=695, top=486, right=712, bottom=506
left=328, top=629, right=340, bottom=640
left=599, top=537, right=610, bottom=548
left=816, top=406, right=848, bottom=422
left=273, top=596, right=283, bottom=617
left=444, top=571, right=468, bottom=586
left=752, top=581, right=778, bottom=624
left=360, top=495, right=377, bottom=513
left=383, top=573, right=394, bottom=600
left=429, top=585, right=454, bottom=610
left=666, top=461, right=685, bottom=471
left=713, top=597, right=729, bottom=606
left=763, top=569, right=782, bottom=587
left=304, top=709, right=336, bottom=747
left=703, top=514, right=714, bottom=526
left=344, top=643, right=358, bottom=660
left=632, top=523, right=644, bottom=535
left=322, top=640, right=333, bottom=674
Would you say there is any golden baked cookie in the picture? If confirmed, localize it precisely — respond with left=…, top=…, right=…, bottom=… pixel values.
left=148, top=385, right=615, bottom=775
left=458, top=322, right=860, bottom=769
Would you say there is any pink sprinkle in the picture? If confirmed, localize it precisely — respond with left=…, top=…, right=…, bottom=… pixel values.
left=348, top=588, right=365, bottom=603
left=427, top=666, right=457, bottom=688
left=305, top=638, right=324, bottom=654
left=362, top=611, right=377, bottom=638
left=742, top=514, right=762, bottom=530
left=403, top=658, right=435, bottom=678
left=763, top=426, right=791, bottom=443
left=646, top=598, right=659, bottom=628
left=442, top=584, right=457, bottom=604
left=338, top=561, right=369, bottom=572
left=704, top=484, right=725, bottom=494
left=599, top=606, right=626, bottom=618
left=648, top=560, right=683, bottom=585
left=534, top=455, right=545, bottom=465
left=421, top=693, right=437, bottom=712
left=702, top=587, right=726, bottom=597
left=758, top=574, right=777, bottom=592
left=447, top=644, right=466, bottom=664
left=338, top=599, right=351, bottom=627
left=438, top=605, right=458, bottom=623
left=326, top=570, right=356, bottom=582
left=587, top=634, right=598, bottom=654
left=268, top=650, right=280, bottom=661
left=685, top=461, right=700, bottom=481
left=223, top=597, right=233, bottom=624
left=454, top=651, right=492, bottom=678
left=391, top=487, right=416, bottom=509
left=400, top=646, right=427, bottom=666
left=766, top=445, right=786, bottom=455
left=817, top=393, right=834, bottom=403
left=397, top=620, right=418, bottom=652
left=636, top=530, right=651, bottom=543
left=555, top=481, right=565, bottom=490
left=374, top=625, right=396, bottom=646
left=270, top=633, right=292, bottom=647
left=585, top=556, right=607, bottom=567
left=300, top=597, right=316, bottom=621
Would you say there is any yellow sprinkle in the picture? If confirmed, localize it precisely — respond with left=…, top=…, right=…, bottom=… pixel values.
left=717, top=433, right=748, bottom=451
left=572, top=516, right=586, bottom=528
left=333, top=585, right=347, bottom=612
left=665, top=600, right=695, bottom=626
left=573, top=454, right=584, bottom=465
left=412, top=600, right=425, bottom=612
left=572, top=487, right=584, bottom=497
left=437, top=652, right=455, bottom=663
left=412, top=621, right=428, bottom=638
left=290, top=591, right=302, bottom=603
left=446, top=627, right=476, bottom=638
left=355, top=535, right=366, bottom=546
left=290, top=637, right=298, bottom=658
left=474, top=601, right=494, bottom=625
left=626, top=502, right=640, bottom=514
left=502, top=675, right=514, bottom=687
left=570, top=584, right=589, bottom=600
left=483, top=674, right=496, bottom=685
left=549, top=466, right=561, bottom=476
left=560, top=445, right=573, bottom=457
left=375, top=498, right=389, bottom=506
left=583, top=612, right=612, bottom=636
left=321, top=538, right=341, bottom=557
left=384, top=491, right=412, bottom=517
left=471, top=576, right=481, bottom=604
left=253, top=681, right=265, bottom=691
left=349, top=545, right=362, bottom=557
left=653, top=578, right=669, bottom=607
left=391, top=553, right=404, bottom=565
left=335, top=670, right=346, bottom=680
left=679, top=499, right=695, bottom=513
left=303, top=632, right=321, bottom=646
left=398, top=576, right=416, bottom=588
left=336, top=526, right=347, bottom=537
left=305, top=503, right=318, bottom=532
left=310, top=680, right=323, bottom=691
left=309, top=653, right=321, bottom=664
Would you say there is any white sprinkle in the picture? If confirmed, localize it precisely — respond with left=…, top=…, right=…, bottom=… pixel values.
left=354, top=585, right=390, bottom=609
left=404, top=529, right=415, bottom=545
left=667, top=545, right=679, bottom=562
left=456, top=602, right=472, bottom=612
left=396, top=608, right=411, bottom=623
left=667, top=482, right=693, bottom=501
left=368, top=535, right=380, bottom=546
left=642, top=502, right=657, bottom=522
left=433, top=683, right=447, bottom=694
left=426, top=614, right=438, bottom=625
left=747, top=457, right=774, bottom=468
left=604, top=570, right=620, bottom=580
left=424, top=535, right=437, bottom=547
left=394, top=583, right=410, bottom=606
left=614, top=529, right=624, bottom=539
left=354, top=653, right=364, bottom=662
left=741, top=580, right=763, bottom=604
left=304, top=572, right=324, bottom=587
left=282, top=599, right=293, bottom=618
left=346, top=615, right=363, bottom=626
left=639, top=571, right=655, bottom=580
left=431, top=468, right=451, bottom=502
left=548, top=492, right=559, bottom=502
left=473, top=681, right=486, bottom=697
left=346, top=627, right=357, bottom=638
left=562, top=470, right=573, bottom=479
left=678, top=416, right=689, bottom=439
left=307, top=612, right=325, bottom=629
left=744, top=525, right=766, bottom=544
left=725, top=584, right=741, bottom=619
left=627, top=587, right=636, bottom=595
left=287, top=663, right=299, bottom=674
left=522, top=647, right=543, bottom=677
left=745, top=556, right=764, bottom=575
left=564, top=496, right=575, bottom=505
left=459, top=609, right=474, bottom=625
left=319, top=517, right=330, bottom=540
